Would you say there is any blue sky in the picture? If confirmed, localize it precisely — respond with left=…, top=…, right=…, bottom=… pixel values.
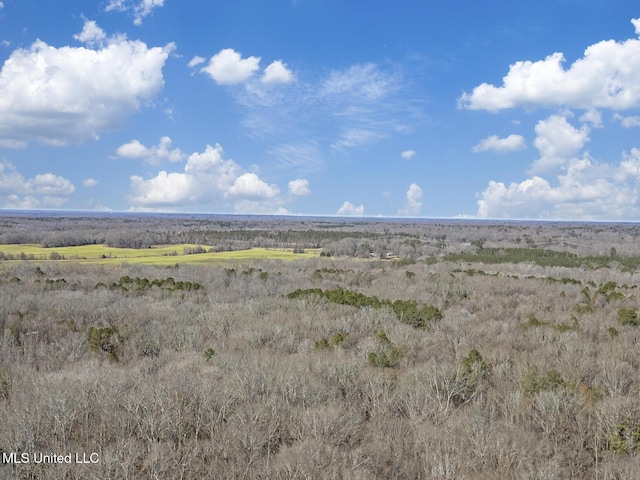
left=1, top=1, right=640, bottom=219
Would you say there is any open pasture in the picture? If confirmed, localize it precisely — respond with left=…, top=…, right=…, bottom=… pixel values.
left=0, top=243, right=320, bottom=265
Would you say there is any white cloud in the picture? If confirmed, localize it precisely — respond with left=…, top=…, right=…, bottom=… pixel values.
left=83, top=178, right=99, bottom=188
left=237, top=61, right=418, bottom=156
left=530, top=114, right=590, bottom=173
left=0, top=2, right=4, bottom=9
left=133, top=0, right=164, bottom=25
left=460, top=18, right=640, bottom=112
left=262, top=60, right=294, bottom=84
left=128, top=143, right=294, bottom=213
left=6, top=195, right=40, bottom=209
left=231, top=201, right=290, bottom=215
left=226, top=173, right=279, bottom=200
left=476, top=131, right=640, bottom=221
left=472, top=109, right=640, bottom=220
left=267, top=142, right=324, bottom=173
left=336, top=201, right=365, bottom=216
left=476, top=154, right=640, bottom=220
left=0, top=162, right=75, bottom=208
left=201, top=48, right=261, bottom=85
left=319, top=63, right=416, bottom=151
left=397, top=183, right=423, bottom=216
left=0, top=163, right=25, bottom=192
left=331, top=128, right=382, bottom=151
left=105, top=0, right=126, bottom=11
left=73, top=20, right=107, bottom=47
left=288, top=178, right=310, bottom=196
left=322, top=63, right=398, bottom=102
left=188, top=56, right=206, bottom=68
left=116, top=136, right=185, bottom=164
left=106, top=0, right=164, bottom=25
left=614, top=113, right=640, bottom=128
left=580, top=109, right=603, bottom=128
left=401, top=149, right=416, bottom=160
left=129, top=144, right=239, bottom=208
left=0, top=22, right=174, bottom=147
left=472, top=134, right=526, bottom=153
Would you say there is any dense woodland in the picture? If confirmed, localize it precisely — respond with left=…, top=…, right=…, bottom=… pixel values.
left=1, top=214, right=640, bottom=478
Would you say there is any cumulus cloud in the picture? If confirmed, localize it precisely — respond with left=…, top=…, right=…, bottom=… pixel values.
left=459, top=18, right=640, bottom=111
left=401, top=149, right=416, bottom=160
left=128, top=143, right=294, bottom=213
left=115, top=136, right=185, bottom=164
left=580, top=109, right=603, bottom=128
left=226, top=173, right=279, bottom=199
left=475, top=114, right=640, bottom=220
left=83, top=178, right=99, bottom=188
left=0, top=162, right=75, bottom=208
left=472, top=134, right=526, bottom=153
left=0, top=21, right=174, bottom=147
left=397, top=183, right=423, bottom=216
left=73, top=20, right=107, bottom=47
left=530, top=114, right=590, bottom=173
left=262, top=60, right=294, bottom=84
left=201, top=48, right=261, bottom=85
left=288, top=178, right=310, bottom=196
left=336, top=201, right=365, bottom=216
left=476, top=151, right=640, bottom=220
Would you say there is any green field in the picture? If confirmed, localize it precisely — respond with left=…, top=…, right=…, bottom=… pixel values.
left=0, top=243, right=320, bottom=265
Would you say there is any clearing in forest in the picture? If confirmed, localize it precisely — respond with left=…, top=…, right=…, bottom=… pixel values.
left=0, top=243, right=320, bottom=265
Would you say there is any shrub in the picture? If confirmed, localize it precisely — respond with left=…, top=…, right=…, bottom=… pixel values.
left=367, top=330, right=404, bottom=369
left=456, top=349, right=490, bottom=403
left=617, top=307, right=639, bottom=327
left=49, top=251, right=63, bottom=260
left=183, top=245, right=207, bottom=255
left=330, top=332, right=348, bottom=347
left=287, top=287, right=442, bottom=329
left=521, top=367, right=566, bottom=395
left=88, top=326, right=122, bottom=361
left=460, top=349, right=488, bottom=376
left=315, top=332, right=349, bottom=351
left=314, top=338, right=331, bottom=351
left=609, top=423, right=640, bottom=453
left=520, top=313, right=549, bottom=330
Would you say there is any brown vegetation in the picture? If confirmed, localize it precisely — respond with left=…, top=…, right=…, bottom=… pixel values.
left=1, top=215, right=640, bottom=478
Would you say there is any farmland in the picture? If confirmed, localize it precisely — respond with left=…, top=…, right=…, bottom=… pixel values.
left=1, top=213, right=640, bottom=479
left=0, top=243, right=320, bottom=265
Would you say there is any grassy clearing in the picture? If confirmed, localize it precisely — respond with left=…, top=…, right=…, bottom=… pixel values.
left=0, top=243, right=320, bottom=265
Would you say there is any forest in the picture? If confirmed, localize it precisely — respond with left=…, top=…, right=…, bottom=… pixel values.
left=1, top=212, right=640, bottom=479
